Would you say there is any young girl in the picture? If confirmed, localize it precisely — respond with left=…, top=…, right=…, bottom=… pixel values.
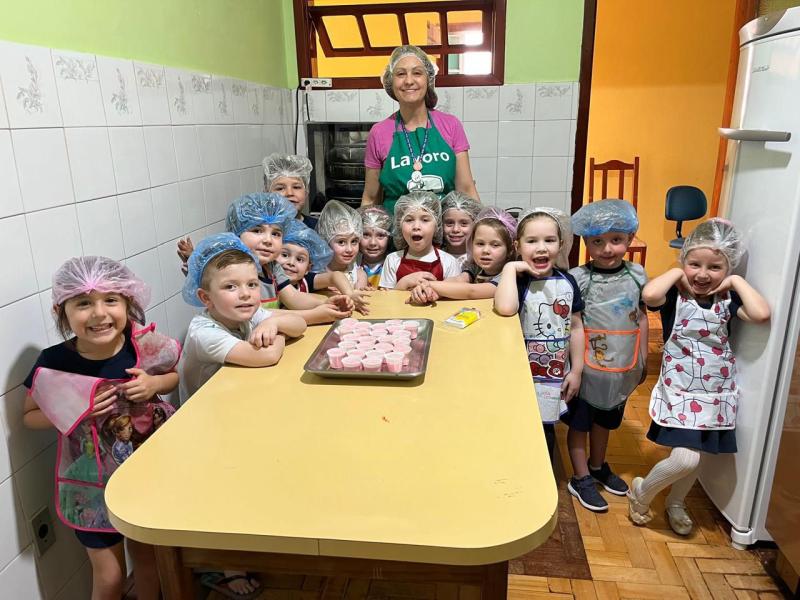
left=441, top=191, right=481, bottom=266
left=378, top=191, right=461, bottom=289
left=629, top=219, right=770, bottom=535
left=262, top=152, right=318, bottom=228
left=358, top=206, right=393, bottom=289
left=494, top=208, right=585, bottom=459
left=176, top=153, right=317, bottom=266
left=279, top=220, right=370, bottom=313
left=408, top=206, right=516, bottom=304
left=23, top=256, right=181, bottom=600
left=316, top=200, right=369, bottom=289
left=226, top=193, right=354, bottom=324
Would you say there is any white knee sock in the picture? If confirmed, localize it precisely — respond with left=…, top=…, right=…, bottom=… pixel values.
left=636, top=447, right=701, bottom=506
left=665, top=468, right=699, bottom=508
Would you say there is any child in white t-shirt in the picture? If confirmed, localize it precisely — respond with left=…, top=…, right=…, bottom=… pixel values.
left=379, top=191, right=461, bottom=289
left=316, top=200, right=369, bottom=289
left=441, top=191, right=481, bottom=267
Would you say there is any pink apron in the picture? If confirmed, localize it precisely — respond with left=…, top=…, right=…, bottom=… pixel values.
left=30, top=324, right=181, bottom=532
left=649, top=292, right=738, bottom=430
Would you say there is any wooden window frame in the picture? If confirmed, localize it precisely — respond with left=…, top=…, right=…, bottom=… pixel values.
left=292, top=0, right=507, bottom=89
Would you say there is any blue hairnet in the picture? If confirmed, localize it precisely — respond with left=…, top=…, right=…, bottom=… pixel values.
left=182, top=233, right=262, bottom=307
left=571, top=199, right=639, bottom=237
left=283, top=220, right=333, bottom=272
left=225, top=192, right=296, bottom=237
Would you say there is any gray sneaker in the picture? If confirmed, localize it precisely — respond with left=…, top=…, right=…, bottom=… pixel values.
left=589, top=462, right=629, bottom=496
left=568, top=475, right=608, bottom=512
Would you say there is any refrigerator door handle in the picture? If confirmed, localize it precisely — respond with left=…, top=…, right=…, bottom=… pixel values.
left=719, top=127, right=791, bottom=142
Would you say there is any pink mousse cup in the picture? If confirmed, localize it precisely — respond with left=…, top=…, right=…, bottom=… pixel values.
left=362, top=357, right=383, bottom=372
left=384, top=352, right=404, bottom=373
left=326, top=348, right=346, bottom=369
left=341, top=356, right=362, bottom=371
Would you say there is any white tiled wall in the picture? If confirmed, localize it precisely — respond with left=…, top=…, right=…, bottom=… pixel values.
left=0, top=39, right=294, bottom=598
left=304, top=82, right=579, bottom=214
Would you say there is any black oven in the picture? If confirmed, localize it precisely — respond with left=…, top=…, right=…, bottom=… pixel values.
left=307, top=123, right=373, bottom=213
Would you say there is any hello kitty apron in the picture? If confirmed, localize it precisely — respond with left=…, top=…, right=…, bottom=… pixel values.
left=520, top=272, right=574, bottom=423
left=581, top=263, right=644, bottom=409
left=649, top=292, right=738, bottom=430
left=30, top=324, right=181, bottom=532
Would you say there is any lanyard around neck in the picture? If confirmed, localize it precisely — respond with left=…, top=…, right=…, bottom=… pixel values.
left=398, top=112, right=430, bottom=171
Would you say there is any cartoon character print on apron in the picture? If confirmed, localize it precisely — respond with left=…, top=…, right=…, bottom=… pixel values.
left=30, top=324, right=181, bottom=532
left=520, top=272, right=575, bottom=423
left=649, top=292, right=738, bottom=429
left=580, top=263, right=644, bottom=409
left=395, top=247, right=445, bottom=282
left=378, top=112, right=457, bottom=215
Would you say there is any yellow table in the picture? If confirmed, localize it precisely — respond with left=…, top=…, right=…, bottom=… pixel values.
left=106, top=292, right=557, bottom=600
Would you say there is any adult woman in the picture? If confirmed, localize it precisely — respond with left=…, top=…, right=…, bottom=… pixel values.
left=361, top=45, right=479, bottom=214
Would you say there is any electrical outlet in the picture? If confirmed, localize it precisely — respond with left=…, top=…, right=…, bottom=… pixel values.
left=30, top=506, right=56, bottom=557
left=300, top=78, right=333, bottom=89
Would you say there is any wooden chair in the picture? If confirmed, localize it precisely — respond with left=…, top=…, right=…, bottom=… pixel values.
left=586, top=156, right=647, bottom=267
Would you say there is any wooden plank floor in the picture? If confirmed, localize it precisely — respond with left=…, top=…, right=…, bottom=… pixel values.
left=130, top=314, right=787, bottom=600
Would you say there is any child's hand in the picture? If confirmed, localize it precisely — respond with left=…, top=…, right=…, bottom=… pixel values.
left=177, top=237, right=194, bottom=262
left=561, top=370, right=581, bottom=403
left=407, top=282, right=438, bottom=305
left=328, top=294, right=354, bottom=313
left=250, top=318, right=278, bottom=348
left=349, top=290, right=371, bottom=315
left=89, top=385, right=118, bottom=419
left=313, top=303, right=351, bottom=323
left=709, top=274, right=738, bottom=295
left=672, top=268, right=692, bottom=295
left=509, top=261, right=536, bottom=275
left=121, top=369, right=161, bottom=402
left=400, top=271, right=437, bottom=288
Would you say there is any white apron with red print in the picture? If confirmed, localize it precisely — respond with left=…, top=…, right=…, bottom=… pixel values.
left=649, top=292, right=738, bottom=430
left=520, top=272, right=574, bottom=423
left=30, top=324, right=181, bottom=532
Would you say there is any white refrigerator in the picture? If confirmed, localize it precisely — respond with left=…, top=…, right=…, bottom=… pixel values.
left=704, top=7, right=800, bottom=548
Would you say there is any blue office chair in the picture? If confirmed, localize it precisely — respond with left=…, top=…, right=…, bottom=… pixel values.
left=665, top=186, right=707, bottom=249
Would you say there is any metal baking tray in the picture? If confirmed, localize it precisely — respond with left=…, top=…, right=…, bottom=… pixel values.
left=303, top=319, right=433, bottom=380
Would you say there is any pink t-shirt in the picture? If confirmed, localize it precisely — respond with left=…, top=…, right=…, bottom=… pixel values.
left=364, top=109, right=470, bottom=170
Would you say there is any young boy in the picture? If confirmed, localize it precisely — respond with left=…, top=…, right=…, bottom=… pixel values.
left=179, top=232, right=307, bottom=404
left=564, top=199, right=648, bottom=512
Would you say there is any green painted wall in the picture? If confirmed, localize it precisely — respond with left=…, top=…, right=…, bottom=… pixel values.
left=0, top=0, right=292, bottom=86
left=504, top=0, right=583, bottom=82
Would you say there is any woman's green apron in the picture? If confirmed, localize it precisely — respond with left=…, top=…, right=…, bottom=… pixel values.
left=378, top=112, right=457, bottom=214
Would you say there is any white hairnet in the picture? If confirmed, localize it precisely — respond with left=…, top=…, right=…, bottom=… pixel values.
left=441, top=191, right=481, bottom=221
left=316, top=200, right=363, bottom=244
left=283, top=220, right=333, bottom=272
left=392, top=191, right=442, bottom=250
left=52, top=256, right=151, bottom=310
left=571, top=199, right=639, bottom=237
left=381, top=45, right=438, bottom=109
left=358, top=206, right=392, bottom=234
left=518, top=207, right=573, bottom=270
left=226, top=192, right=296, bottom=237
left=182, top=233, right=262, bottom=307
left=471, top=206, right=517, bottom=243
left=262, top=153, right=312, bottom=190
left=680, top=218, right=744, bottom=269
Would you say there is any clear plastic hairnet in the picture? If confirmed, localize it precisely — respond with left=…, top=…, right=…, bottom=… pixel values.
left=315, top=200, right=363, bottom=244
left=392, top=191, right=442, bottom=250
left=262, top=153, right=313, bottom=190
left=470, top=206, right=518, bottom=244
left=225, top=192, right=297, bottom=237
left=358, top=206, right=392, bottom=234
left=52, top=256, right=151, bottom=308
left=283, top=220, right=333, bottom=272
left=571, top=199, right=639, bottom=237
left=381, top=45, right=438, bottom=110
left=680, top=218, right=744, bottom=269
left=518, top=207, right=573, bottom=270
left=441, top=191, right=481, bottom=222
left=182, top=233, right=262, bottom=307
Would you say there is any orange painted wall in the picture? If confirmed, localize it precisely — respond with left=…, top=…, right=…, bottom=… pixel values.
left=585, top=1, right=736, bottom=275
